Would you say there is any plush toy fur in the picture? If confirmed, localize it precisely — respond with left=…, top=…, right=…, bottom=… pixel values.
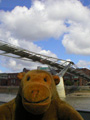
left=0, top=70, right=84, bottom=120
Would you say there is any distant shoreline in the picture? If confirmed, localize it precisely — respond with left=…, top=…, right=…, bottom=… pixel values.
left=0, top=86, right=90, bottom=95
left=67, top=91, right=90, bottom=97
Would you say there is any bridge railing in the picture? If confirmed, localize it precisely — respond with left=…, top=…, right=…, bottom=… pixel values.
left=0, top=40, right=90, bottom=80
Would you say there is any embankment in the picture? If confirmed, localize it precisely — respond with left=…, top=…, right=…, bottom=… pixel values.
left=0, top=86, right=19, bottom=94
left=65, top=86, right=90, bottom=97
left=0, top=86, right=90, bottom=95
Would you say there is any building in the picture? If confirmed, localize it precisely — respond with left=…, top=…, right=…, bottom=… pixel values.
left=0, top=68, right=30, bottom=86
left=63, top=68, right=90, bottom=86
left=0, top=68, right=90, bottom=86
left=0, top=73, right=19, bottom=86
left=0, top=73, right=8, bottom=86
left=38, top=66, right=90, bottom=86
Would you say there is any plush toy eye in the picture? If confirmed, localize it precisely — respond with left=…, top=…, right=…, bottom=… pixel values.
left=44, top=78, right=47, bottom=82
left=27, top=76, right=30, bottom=81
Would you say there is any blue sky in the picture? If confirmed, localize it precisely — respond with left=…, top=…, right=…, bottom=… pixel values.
left=0, top=0, right=90, bottom=73
left=0, top=0, right=32, bottom=10
left=0, top=0, right=90, bottom=9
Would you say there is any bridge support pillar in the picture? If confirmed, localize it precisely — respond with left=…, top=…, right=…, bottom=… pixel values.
left=56, top=77, right=66, bottom=98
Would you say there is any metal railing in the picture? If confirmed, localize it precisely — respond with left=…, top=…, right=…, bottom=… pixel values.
left=0, top=40, right=90, bottom=80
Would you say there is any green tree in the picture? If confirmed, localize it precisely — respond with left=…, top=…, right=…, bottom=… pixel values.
left=65, top=80, right=73, bottom=86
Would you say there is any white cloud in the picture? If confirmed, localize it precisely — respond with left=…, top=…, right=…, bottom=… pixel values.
left=58, top=0, right=90, bottom=55
left=45, top=0, right=89, bottom=21
left=0, top=0, right=90, bottom=55
left=0, top=1, right=66, bottom=41
left=8, top=59, right=16, bottom=67
left=0, top=0, right=90, bottom=72
left=0, top=70, right=2, bottom=73
left=46, top=0, right=90, bottom=55
left=77, top=60, right=90, bottom=68
left=62, top=22, right=90, bottom=55
left=1, top=57, right=49, bottom=72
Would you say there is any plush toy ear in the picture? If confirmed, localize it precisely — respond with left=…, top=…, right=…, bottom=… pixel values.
left=53, top=75, right=60, bottom=85
left=17, top=72, right=26, bottom=80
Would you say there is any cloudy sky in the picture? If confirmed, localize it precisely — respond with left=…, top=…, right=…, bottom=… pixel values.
left=0, top=0, right=90, bottom=73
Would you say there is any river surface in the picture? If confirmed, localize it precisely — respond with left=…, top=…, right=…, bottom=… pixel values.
left=64, top=97, right=90, bottom=111
left=0, top=93, right=90, bottom=111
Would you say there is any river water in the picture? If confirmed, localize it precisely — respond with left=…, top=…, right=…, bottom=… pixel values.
left=0, top=93, right=90, bottom=111
left=65, top=97, right=90, bottom=111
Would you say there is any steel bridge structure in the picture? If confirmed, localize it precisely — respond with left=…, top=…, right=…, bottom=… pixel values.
left=0, top=40, right=90, bottom=80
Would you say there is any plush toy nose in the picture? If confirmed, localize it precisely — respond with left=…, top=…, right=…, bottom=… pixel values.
left=31, top=90, right=39, bottom=99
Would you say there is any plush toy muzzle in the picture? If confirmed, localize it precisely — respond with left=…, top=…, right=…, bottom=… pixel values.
left=22, top=83, right=51, bottom=114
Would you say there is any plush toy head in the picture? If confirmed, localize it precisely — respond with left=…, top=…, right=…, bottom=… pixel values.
left=17, top=70, right=60, bottom=115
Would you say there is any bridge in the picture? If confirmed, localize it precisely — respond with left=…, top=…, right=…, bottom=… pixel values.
left=0, top=40, right=90, bottom=97
left=0, top=40, right=90, bottom=80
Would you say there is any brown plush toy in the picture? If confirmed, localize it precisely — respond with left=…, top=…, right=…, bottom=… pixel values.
left=0, top=70, right=84, bottom=120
